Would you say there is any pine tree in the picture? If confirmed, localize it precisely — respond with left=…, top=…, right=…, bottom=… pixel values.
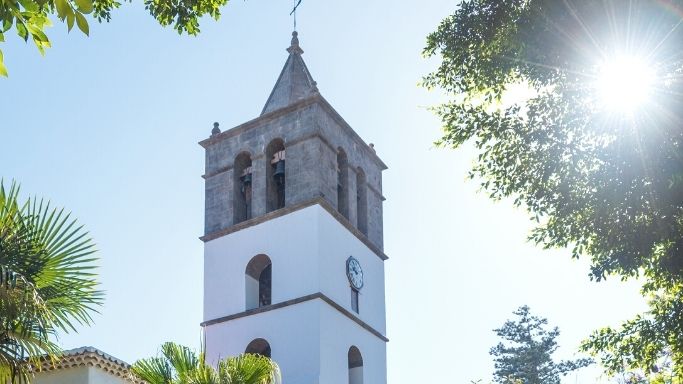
left=490, top=306, right=591, bottom=384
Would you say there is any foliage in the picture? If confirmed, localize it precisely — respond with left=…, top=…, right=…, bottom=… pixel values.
left=489, top=306, right=591, bottom=384
left=581, top=284, right=683, bottom=383
left=423, top=0, right=683, bottom=380
left=0, top=180, right=102, bottom=382
left=131, top=341, right=281, bottom=384
left=0, top=0, right=230, bottom=76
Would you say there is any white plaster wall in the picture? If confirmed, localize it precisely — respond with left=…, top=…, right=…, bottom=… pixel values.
left=204, top=205, right=386, bottom=333
left=88, top=367, right=131, bottom=384
left=245, top=274, right=259, bottom=310
left=34, top=366, right=89, bottom=384
left=204, top=207, right=321, bottom=320
left=349, top=367, right=363, bottom=384
left=319, top=304, right=387, bottom=384
left=204, top=300, right=321, bottom=384
left=204, top=204, right=387, bottom=384
left=316, top=207, right=387, bottom=334
left=33, top=366, right=130, bottom=384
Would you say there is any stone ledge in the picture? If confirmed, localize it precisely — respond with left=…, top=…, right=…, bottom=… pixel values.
left=199, top=198, right=388, bottom=261
left=201, top=292, right=389, bottom=342
left=198, top=94, right=388, bottom=171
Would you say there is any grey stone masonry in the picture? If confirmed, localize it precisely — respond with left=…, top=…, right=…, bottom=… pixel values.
left=199, top=32, right=387, bottom=251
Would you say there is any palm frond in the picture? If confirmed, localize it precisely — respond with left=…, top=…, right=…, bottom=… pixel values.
left=162, top=341, right=200, bottom=382
left=218, top=354, right=281, bottom=384
left=132, top=343, right=281, bottom=384
left=131, top=356, right=174, bottom=384
left=0, top=180, right=102, bottom=382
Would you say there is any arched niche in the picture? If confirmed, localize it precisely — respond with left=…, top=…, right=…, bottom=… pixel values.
left=348, top=346, right=363, bottom=384
left=245, top=338, right=272, bottom=358
left=245, top=254, right=272, bottom=310
left=234, top=152, right=253, bottom=224
left=266, top=139, right=286, bottom=213
left=356, top=168, right=368, bottom=236
left=337, top=148, right=349, bottom=219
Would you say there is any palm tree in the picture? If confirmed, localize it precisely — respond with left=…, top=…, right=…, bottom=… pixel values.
left=0, top=181, right=102, bottom=382
left=131, top=342, right=281, bottom=384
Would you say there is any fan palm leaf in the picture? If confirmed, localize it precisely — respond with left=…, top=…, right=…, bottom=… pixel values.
left=217, top=353, right=280, bottom=384
left=0, top=180, right=103, bottom=382
left=131, top=342, right=280, bottom=384
left=130, top=356, right=174, bottom=384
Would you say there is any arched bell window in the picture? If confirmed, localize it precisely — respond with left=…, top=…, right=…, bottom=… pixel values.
left=348, top=346, right=363, bottom=384
left=234, top=152, right=253, bottom=224
left=337, top=149, right=349, bottom=219
left=266, top=139, right=286, bottom=212
left=245, top=338, right=271, bottom=358
left=245, top=254, right=272, bottom=310
left=356, top=168, right=368, bottom=236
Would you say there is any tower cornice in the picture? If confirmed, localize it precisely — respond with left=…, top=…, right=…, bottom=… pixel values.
left=201, top=292, right=389, bottom=343
left=199, top=94, right=388, bottom=171
left=200, top=197, right=388, bottom=261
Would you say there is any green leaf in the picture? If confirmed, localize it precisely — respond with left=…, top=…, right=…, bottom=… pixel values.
left=0, top=32, right=4, bottom=42
left=18, top=0, right=39, bottom=12
left=66, top=12, right=75, bottom=31
left=74, top=11, right=88, bottom=35
left=74, top=0, right=93, bottom=14
left=0, top=50, right=7, bottom=77
left=55, top=0, right=69, bottom=19
left=30, top=28, right=51, bottom=54
left=16, top=23, right=28, bottom=41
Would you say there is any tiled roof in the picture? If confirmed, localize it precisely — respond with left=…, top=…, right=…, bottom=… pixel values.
left=261, top=31, right=318, bottom=115
left=37, top=346, right=144, bottom=383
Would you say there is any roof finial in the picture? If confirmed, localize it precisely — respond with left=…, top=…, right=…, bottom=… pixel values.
left=287, top=31, right=304, bottom=55
left=211, top=122, right=221, bottom=136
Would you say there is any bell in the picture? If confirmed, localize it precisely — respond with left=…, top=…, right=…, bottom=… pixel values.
left=241, top=173, right=252, bottom=185
left=240, top=173, right=252, bottom=195
left=273, top=160, right=285, bottom=180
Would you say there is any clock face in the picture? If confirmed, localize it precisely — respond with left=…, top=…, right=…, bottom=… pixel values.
left=346, top=256, right=364, bottom=290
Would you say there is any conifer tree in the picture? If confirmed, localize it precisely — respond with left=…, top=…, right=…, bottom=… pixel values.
left=490, top=306, right=591, bottom=384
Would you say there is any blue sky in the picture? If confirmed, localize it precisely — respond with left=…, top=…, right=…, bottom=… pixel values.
left=1, top=1, right=647, bottom=382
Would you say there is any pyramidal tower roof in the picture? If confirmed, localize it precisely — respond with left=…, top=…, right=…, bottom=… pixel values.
left=261, top=31, right=318, bottom=115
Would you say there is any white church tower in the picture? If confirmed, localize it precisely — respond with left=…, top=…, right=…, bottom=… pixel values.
left=199, top=32, right=388, bottom=384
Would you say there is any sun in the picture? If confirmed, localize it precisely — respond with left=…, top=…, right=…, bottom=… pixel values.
left=595, top=55, right=656, bottom=112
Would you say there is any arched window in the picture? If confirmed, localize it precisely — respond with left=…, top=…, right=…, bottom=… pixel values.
left=266, top=139, right=286, bottom=213
left=234, top=152, right=253, bottom=224
left=337, top=149, right=349, bottom=219
left=245, top=338, right=271, bottom=358
left=356, top=168, right=368, bottom=236
left=245, top=255, right=272, bottom=310
left=348, top=346, right=363, bottom=384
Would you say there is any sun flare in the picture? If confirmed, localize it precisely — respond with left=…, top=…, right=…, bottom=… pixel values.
left=595, top=55, right=656, bottom=112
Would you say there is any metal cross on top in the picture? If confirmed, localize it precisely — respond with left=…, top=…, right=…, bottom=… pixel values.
left=290, top=0, right=302, bottom=31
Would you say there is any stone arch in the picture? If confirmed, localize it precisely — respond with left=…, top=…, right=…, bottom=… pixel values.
left=245, top=338, right=271, bottom=358
left=245, top=254, right=272, bottom=310
left=233, top=152, right=253, bottom=224
left=348, top=346, right=363, bottom=384
left=266, top=139, right=286, bottom=212
left=356, top=167, right=368, bottom=236
left=337, top=148, right=349, bottom=219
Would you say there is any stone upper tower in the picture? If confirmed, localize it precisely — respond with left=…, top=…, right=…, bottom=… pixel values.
left=200, top=31, right=387, bottom=254
left=200, top=32, right=388, bottom=384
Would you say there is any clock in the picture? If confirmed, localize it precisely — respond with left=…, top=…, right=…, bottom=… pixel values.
left=346, top=256, right=364, bottom=290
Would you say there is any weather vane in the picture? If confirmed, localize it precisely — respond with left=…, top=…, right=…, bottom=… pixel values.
left=290, top=0, right=302, bottom=31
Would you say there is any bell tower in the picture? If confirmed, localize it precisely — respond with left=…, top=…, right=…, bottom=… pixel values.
left=200, top=32, right=388, bottom=384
